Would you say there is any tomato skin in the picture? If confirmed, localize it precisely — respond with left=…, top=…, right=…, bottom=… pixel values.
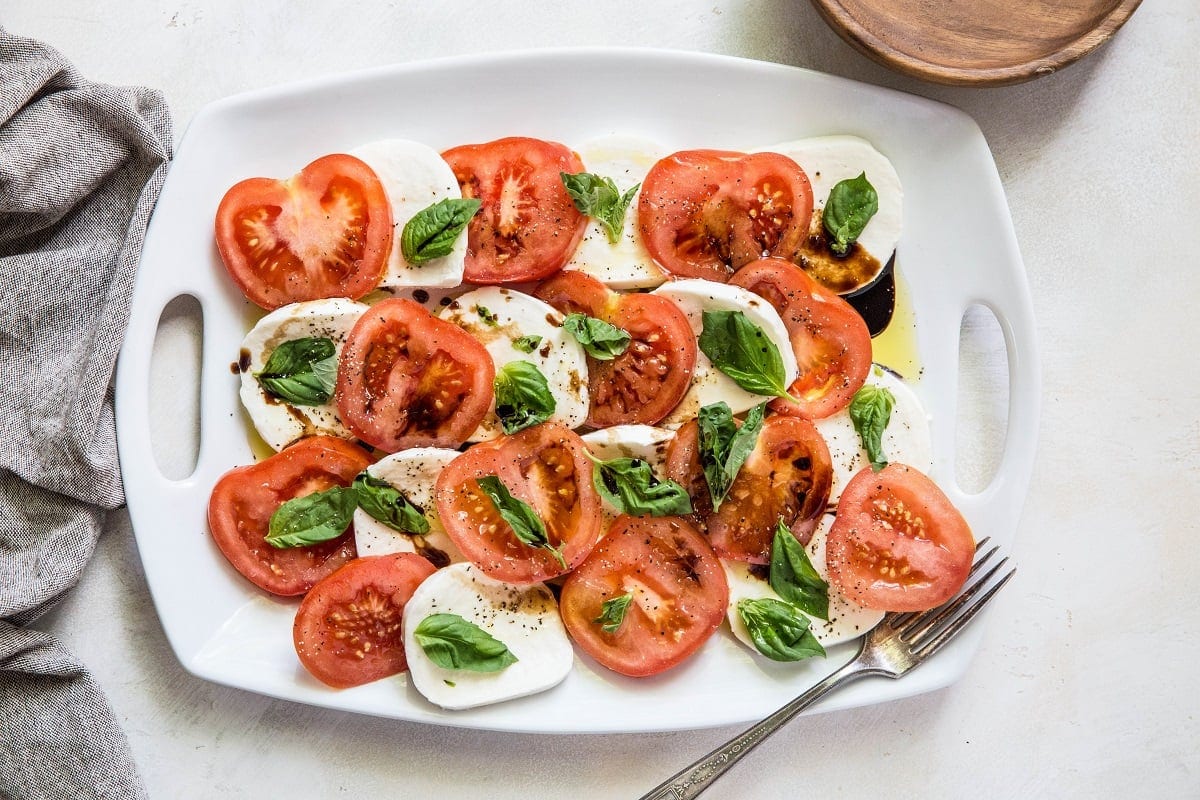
left=827, top=464, right=975, bottom=612
left=207, top=436, right=371, bottom=596
left=730, top=257, right=872, bottom=420
left=214, top=154, right=392, bottom=309
left=335, top=298, right=494, bottom=453
left=442, top=137, right=588, bottom=284
left=665, top=414, right=833, bottom=564
left=637, top=150, right=813, bottom=282
left=560, top=515, right=728, bottom=677
left=534, top=270, right=697, bottom=427
left=434, top=422, right=602, bottom=584
left=293, top=553, right=437, bottom=688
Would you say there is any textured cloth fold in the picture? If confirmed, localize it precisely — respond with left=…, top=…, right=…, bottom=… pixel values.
left=0, top=26, right=171, bottom=800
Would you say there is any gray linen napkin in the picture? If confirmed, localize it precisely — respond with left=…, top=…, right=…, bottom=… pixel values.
left=0, top=27, right=171, bottom=800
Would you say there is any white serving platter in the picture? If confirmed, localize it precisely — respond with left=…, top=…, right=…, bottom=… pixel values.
left=115, top=48, right=1039, bottom=734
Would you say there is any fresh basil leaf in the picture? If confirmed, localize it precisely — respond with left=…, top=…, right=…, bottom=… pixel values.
left=474, top=305, right=499, bottom=327
left=560, top=171, right=639, bottom=244
left=493, top=360, right=556, bottom=434
left=265, top=486, right=356, bottom=548
left=698, top=310, right=794, bottom=401
left=737, top=598, right=826, bottom=662
left=254, top=336, right=337, bottom=406
left=401, top=197, right=482, bottom=265
left=586, top=451, right=692, bottom=517
left=769, top=519, right=829, bottom=620
left=593, top=592, right=634, bottom=634
left=823, top=172, right=879, bottom=257
left=475, top=475, right=566, bottom=568
left=848, top=384, right=895, bottom=471
left=563, top=313, right=631, bottom=361
left=413, top=613, right=519, bottom=672
left=697, top=401, right=765, bottom=511
left=352, top=472, right=430, bottom=535
left=512, top=334, right=542, bottom=354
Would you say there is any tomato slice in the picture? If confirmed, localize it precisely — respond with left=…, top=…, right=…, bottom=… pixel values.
left=730, top=257, right=872, bottom=419
left=293, top=552, right=437, bottom=688
left=534, top=270, right=697, bottom=427
left=207, top=436, right=370, bottom=596
left=434, top=422, right=602, bottom=584
left=442, top=137, right=588, bottom=283
left=827, top=464, right=975, bottom=611
left=637, top=150, right=813, bottom=282
left=559, top=515, right=728, bottom=677
left=214, top=154, right=392, bottom=309
left=335, top=298, right=494, bottom=453
left=665, top=414, right=833, bottom=564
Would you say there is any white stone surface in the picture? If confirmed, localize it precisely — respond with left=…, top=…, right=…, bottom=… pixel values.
left=9, top=1, right=1199, bottom=797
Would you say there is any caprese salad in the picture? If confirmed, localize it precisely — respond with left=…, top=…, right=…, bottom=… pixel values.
left=207, top=133, right=974, bottom=711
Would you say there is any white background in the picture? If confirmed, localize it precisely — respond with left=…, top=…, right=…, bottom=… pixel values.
left=7, top=1, right=1199, bottom=797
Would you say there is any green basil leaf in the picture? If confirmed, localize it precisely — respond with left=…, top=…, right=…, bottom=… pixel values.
left=254, top=337, right=337, bottom=406
left=560, top=171, right=639, bottom=244
left=494, top=360, right=556, bottom=434
left=698, top=310, right=793, bottom=401
left=586, top=451, right=692, bottom=517
left=352, top=472, right=430, bottom=535
left=737, top=598, right=826, bottom=662
left=265, top=486, right=356, bottom=548
left=476, top=475, right=566, bottom=568
left=593, top=592, right=634, bottom=634
left=769, top=519, right=829, bottom=620
left=512, top=334, right=542, bottom=354
left=563, top=313, right=631, bottom=361
left=697, top=401, right=765, bottom=511
left=474, top=305, right=499, bottom=327
left=848, top=384, right=895, bottom=471
left=823, top=172, right=879, bottom=257
left=413, top=613, right=519, bottom=672
left=401, top=197, right=482, bottom=265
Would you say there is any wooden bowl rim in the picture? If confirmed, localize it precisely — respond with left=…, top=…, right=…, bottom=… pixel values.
left=809, top=0, right=1144, bottom=86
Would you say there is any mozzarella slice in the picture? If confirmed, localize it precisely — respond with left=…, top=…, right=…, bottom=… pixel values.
left=402, top=563, right=573, bottom=710
left=723, top=516, right=884, bottom=653
left=238, top=298, right=366, bottom=451
left=566, top=136, right=668, bottom=290
left=652, top=279, right=798, bottom=426
left=439, top=287, right=589, bottom=441
left=581, top=425, right=676, bottom=522
left=816, top=365, right=933, bottom=504
left=351, top=139, right=466, bottom=289
left=353, top=448, right=464, bottom=567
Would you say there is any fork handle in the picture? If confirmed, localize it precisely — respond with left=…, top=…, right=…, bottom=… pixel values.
left=637, top=658, right=875, bottom=800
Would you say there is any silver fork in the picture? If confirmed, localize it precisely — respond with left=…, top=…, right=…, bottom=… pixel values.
left=638, top=539, right=1015, bottom=800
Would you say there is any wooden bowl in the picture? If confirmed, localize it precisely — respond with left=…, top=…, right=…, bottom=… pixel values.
left=809, top=0, right=1143, bottom=86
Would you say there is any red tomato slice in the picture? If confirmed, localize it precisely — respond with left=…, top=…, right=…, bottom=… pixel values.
left=442, top=137, right=588, bottom=283
left=434, top=422, right=602, bottom=584
left=637, top=150, right=813, bottom=282
left=207, top=436, right=370, bottom=596
left=827, top=464, right=975, bottom=611
left=730, top=257, right=872, bottom=419
left=214, top=154, right=392, bottom=309
left=665, top=414, right=833, bottom=564
left=293, top=552, right=437, bottom=688
left=335, top=298, right=494, bottom=453
left=534, top=270, right=697, bottom=427
left=559, top=515, right=728, bottom=677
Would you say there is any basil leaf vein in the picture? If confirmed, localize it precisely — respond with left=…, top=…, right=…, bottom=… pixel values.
left=352, top=472, right=430, bottom=535
left=265, top=486, right=356, bottom=548
left=737, top=598, right=826, bottom=662
left=413, top=613, right=518, bottom=672
left=476, top=475, right=566, bottom=568
left=587, top=451, right=692, bottom=517
left=698, top=310, right=794, bottom=401
left=769, top=519, right=829, bottom=620
left=823, top=172, right=879, bottom=257
left=848, top=384, right=895, bottom=471
left=560, top=171, right=639, bottom=244
left=401, top=197, right=482, bottom=265
left=493, top=361, right=556, bottom=434
left=593, top=593, right=634, bottom=634
left=254, top=336, right=338, bottom=406
left=697, top=401, right=765, bottom=511
left=563, top=313, right=631, bottom=361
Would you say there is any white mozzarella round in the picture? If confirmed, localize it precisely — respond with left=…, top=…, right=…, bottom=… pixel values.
left=351, top=138, right=466, bottom=289
left=402, top=563, right=573, bottom=710
left=238, top=298, right=367, bottom=451
left=723, top=516, right=885, bottom=653
left=439, top=287, right=589, bottom=441
left=565, top=136, right=668, bottom=290
left=581, top=425, right=676, bottom=523
left=815, top=365, right=932, bottom=504
left=652, top=279, right=798, bottom=427
left=353, top=448, right=464, bottom=567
